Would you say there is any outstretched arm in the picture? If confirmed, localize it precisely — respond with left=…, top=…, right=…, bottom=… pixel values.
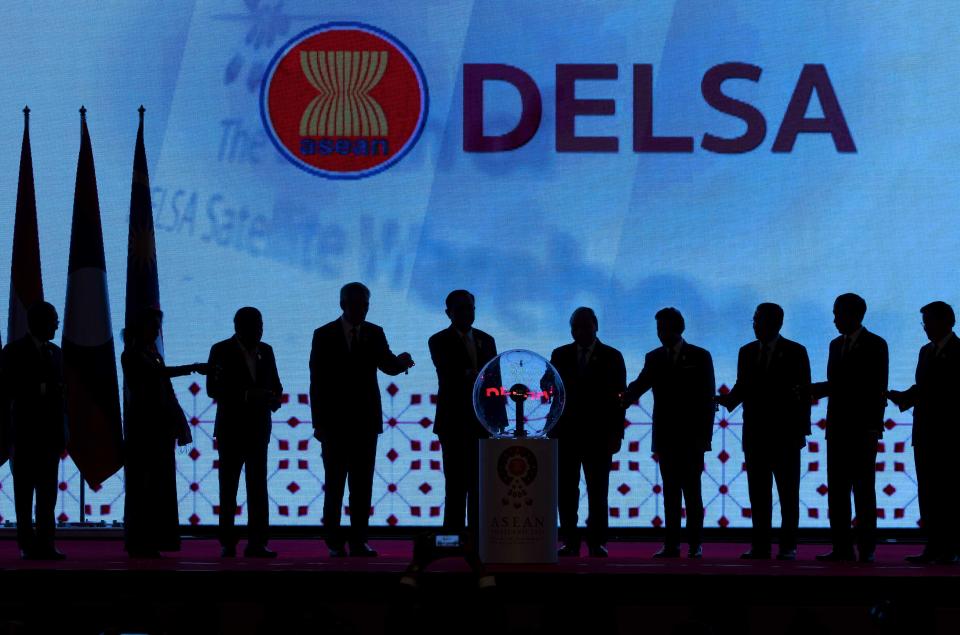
left=164, top=362, right=206, bottom=378
left=622, top=354, right=654, bottom=405
left=718, top=348, right=747, bottom=411
left=890, top=348, right=924, bottom=410
left=377, top=330, right=414, bottom=376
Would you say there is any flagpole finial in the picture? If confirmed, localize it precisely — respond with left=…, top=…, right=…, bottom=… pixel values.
left=138, top=105, right=145, bottom=124
left=79, top=105, right=87, bottom=119
left=23, top=105, right=30, bottom=117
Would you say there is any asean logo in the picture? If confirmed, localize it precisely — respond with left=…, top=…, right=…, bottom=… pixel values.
left=497, top=446, right=538, bottom=508
left=260, top=22, right=428, bottom=179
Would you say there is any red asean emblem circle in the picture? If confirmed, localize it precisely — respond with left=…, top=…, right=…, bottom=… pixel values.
left=260, top=23, right=428, bottom=179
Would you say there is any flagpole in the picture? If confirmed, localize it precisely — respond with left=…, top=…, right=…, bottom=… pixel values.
left=77, top=104, right=88, bottom=526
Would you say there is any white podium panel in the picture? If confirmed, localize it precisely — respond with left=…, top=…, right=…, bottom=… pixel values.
left=478, top=437, right=558, bottom=564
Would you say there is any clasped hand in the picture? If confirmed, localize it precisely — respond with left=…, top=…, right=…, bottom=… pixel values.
left=886, top=389, right=905, bottom=408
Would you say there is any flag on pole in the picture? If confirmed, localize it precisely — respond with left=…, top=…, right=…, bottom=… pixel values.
left=8, top=106, right=44, bottom=345
left=2, top=106, right=45, bottom=467
left=62, top=106, right=123, bottom=488
left=124, top=105, right=162, bottom=352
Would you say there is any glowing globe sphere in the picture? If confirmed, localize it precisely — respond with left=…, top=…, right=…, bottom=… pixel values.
left=472, top=349, right=565, bottom=438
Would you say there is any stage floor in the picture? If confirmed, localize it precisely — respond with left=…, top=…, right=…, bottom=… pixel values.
left=1, top=540, right=959, bottom=634
left=2, top=538, right=959, bottom=577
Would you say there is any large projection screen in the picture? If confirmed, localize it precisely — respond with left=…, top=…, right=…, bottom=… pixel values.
left=0, top=1, right=953, bottom=529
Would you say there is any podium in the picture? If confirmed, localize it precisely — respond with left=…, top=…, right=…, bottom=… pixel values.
left=478, top=437, right=558, bottom=564
left=472, top=349, right=565, bottom=564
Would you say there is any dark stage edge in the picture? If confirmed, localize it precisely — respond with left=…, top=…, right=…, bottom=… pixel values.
left=1, top=539, right=959, bottom=634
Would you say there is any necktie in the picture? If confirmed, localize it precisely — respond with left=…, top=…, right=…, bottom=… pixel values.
left=462, top=333, right=478, bottom=370
left=578, top=348, right=588, bottom=374
left=758, top=343, right=770, bottom=370
left=841, top=336, right=852, bottom=358
left=42, top=342, right=54, bottom=368
left=350, top=327, right=359, bottom=354
left=247, top=347, right=257, bottom=381
left=40, top=343, right=53, bottom=394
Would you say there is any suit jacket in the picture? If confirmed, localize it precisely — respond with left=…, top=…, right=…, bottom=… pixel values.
left=812, top=328, right=888, bottom=439
left=428, top=326, right=497, bottom=439
left=725, top=337, right=811, bottom=451
left=207, top=337, right=283, bottom=446
left=123, top=345, right=194, bottom=447
left=548, top=339, right=626, bottom=444
left=309, top=319, right=408, bottom=439
left=896, top=332, right=960, bottom=448
left=2, top=335, right=66, bottom=452
left=624, top=341, right=715, bottom=454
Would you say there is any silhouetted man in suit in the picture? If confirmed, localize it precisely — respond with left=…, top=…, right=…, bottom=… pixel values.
left=889, top=301, right=960, bottom=564
left=310, top=282, right=414, bottom=557
left=717, top=303, right=811, bottom=560
left=551, top=307, right=626, bottom=558
left=207, top=307, right=283, bottom=558
left=428, top=290, right=497, bottom=533
left=3, top=302, right=67, bottom=560
left=621, top=308, right=715, bottom=558
left=811, top=293, right=888, bottom=563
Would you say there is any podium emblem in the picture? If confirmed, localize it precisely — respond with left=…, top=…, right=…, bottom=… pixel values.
left=497, top=445, right=538, bottom=508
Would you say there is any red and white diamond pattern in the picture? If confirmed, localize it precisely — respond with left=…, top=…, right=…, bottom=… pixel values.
left=0, top=382, right=919, bottom=529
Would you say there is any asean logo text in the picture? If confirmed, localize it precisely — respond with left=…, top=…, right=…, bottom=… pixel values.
left=260, top=22, right=428, bottom=179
